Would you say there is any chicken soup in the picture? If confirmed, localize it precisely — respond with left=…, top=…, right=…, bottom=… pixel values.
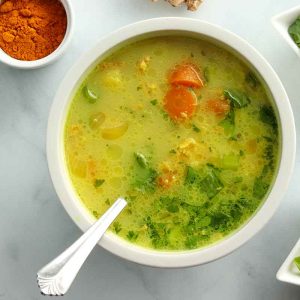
left=64, top=36, right=279, bottom=250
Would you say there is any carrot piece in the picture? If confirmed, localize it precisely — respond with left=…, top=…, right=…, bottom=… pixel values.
left=164, top=86, right=197, bottom=120
left=206, top=99, right=230, bottom=117
left=170, top=64, right=204, bottom=88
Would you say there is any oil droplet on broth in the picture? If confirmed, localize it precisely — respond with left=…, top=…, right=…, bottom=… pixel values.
left=109, top=177, right=122, bottom=189
left=113, top=166, right=124, bottom=176
left=106, top=144, right=123, bottom=159
left=100, top=159, right=108, bottom=166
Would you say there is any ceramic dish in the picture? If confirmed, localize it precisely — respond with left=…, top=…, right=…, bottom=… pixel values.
left=272, top=5, right=300, bottom=57
left=0, top=0, right=74, bottom=69
left=277, top=238, right=300, bottom=286
left=47, top=18, right=296, bottom=268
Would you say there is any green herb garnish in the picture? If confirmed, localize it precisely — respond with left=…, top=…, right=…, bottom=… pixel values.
left=92, top=211, right=99, bottom=218
left=224, top=89, right=250, bottom=108
left=233, top=177, right=243, bottom=183
left=127, top=230, right=139, bottom=241
left=134, top=168, right=157, bottom=192
left=259, top=105, right=277, bottom=132
left=200, top=170, right=224, bottom=199
left=219, top=108, right=235, bottom=135
left=94, top=179, right=105, bottom=188
left=144, top=216, right=169, bottom=248
left=289, top=17, right=300, bottom=48
left=160, top=196, right=180, bottom=213
left=185, top=166, right=199, bottom=185
left=150, top=99, right=158, bottom=106
left=253, top=176, right=269, bottom=199
left=294, top=256, right=300, bottom=271
left=113, top=222, right=122, bottom=234
left=192, top=124, right=200, bottom=132
left=185, top=236, right=198, bottom=249
left=133, top=153, right=158, bottom=193
left=245, top=72, right=259, bottom=89
left=167, top=203, right=179, bottom=213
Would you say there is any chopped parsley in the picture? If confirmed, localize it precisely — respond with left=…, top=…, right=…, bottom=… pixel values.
left=150, top=99, right=158, bottom=106
left=113, top=222, right=122, bottom=234
left=94, top=179, right=105, bottom=188
left=192, top=124, right=200, bottom=132
left=245, top=72, right=259, bottom=89
left=259, top=105, right=277, bottom=132
left=224, top=89, right=250, bottom=108
left=127, top=230, right=139, bottom=241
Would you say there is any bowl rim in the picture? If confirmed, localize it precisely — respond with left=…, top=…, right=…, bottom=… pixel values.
left=0, top=0, right=74, bottom=69
left=47, top=17, right=296, bottom=268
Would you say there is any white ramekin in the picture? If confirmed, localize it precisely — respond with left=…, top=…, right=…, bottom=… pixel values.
left=0, top=0, right=74, bottom=69
left=47, top=18, right=296, bottom=268
left=272, top=5, right=300, bottom=58
left=277, top=238, right=300, bottom=286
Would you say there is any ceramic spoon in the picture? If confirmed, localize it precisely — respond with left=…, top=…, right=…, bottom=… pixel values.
left=37, top=197, right=127, bottom=296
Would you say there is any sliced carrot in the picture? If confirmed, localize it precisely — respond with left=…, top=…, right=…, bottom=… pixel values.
left=206, top=99, right=230, bottom=117
left=170, top=63, right=204, bottom=89
left=164, top=86, right=197, bottom=120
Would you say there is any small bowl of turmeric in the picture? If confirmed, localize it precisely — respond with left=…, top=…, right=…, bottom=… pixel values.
left=0, top=0, right=74, bottom=69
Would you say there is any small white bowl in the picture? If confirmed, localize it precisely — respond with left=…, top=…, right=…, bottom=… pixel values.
left=277, top=238, right=300, bottom=286
left=272, top=5, right=300, bottom=57
left=0, top=0, right=74, bottom=69
left=47, top=18, right=296, bottom=268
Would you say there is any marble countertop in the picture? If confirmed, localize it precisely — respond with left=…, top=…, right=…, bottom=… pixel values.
left=1, top=0, right=300, bottom=299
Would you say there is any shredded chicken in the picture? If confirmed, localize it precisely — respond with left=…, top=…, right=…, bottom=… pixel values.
left=152, top=0, right=202, bottom=11
left=138, top=56, right=151, bottom=73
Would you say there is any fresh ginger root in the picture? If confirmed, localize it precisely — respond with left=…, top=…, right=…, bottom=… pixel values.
left=152, top=0, right=202, bottom=11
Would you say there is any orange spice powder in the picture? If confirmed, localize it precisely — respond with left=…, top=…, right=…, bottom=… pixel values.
left=0, top=0, right=67, bottom=61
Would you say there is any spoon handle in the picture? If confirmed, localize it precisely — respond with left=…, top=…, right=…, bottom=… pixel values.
left=37, top=198, right=127, bottom=296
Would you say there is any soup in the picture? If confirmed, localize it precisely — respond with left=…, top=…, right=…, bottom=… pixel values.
left=64, top=36, right=279, bottom=251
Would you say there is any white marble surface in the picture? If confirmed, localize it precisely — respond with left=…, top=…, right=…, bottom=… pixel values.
left=1, top=0, right=300, bottom=299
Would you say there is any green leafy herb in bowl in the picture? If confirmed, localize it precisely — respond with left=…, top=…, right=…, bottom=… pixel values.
left=294, top=256, right=300, bottom=271
left=288, top=16, right=300, bottom=48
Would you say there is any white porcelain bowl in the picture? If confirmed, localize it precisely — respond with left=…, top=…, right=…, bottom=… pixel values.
left=0, top=0, right=74, bottom=69
left=47, top=18, right=296, bottom=268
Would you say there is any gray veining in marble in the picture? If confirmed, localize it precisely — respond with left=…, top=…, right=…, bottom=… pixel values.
left=1, top=0, right=300, bottom=299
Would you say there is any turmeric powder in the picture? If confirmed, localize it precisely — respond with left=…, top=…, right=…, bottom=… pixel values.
left=0, top=0, right=67, bottom=61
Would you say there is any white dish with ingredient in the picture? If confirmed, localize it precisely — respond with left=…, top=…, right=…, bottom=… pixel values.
left=272, top=5, right=300, bottom=57
left=277, top=238, right=300, bottom=286
left=0, top=0, right=74, bottom=69
left=47, top=17, right=296, bottom=268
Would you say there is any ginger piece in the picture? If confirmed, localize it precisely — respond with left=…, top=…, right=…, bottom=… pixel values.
left=186, top=0, right=202, bottom=10
left=152, top=0, right=202, bottom=11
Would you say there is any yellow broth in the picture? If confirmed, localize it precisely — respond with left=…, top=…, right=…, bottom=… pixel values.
left=64, top=36, right=279, bottom=250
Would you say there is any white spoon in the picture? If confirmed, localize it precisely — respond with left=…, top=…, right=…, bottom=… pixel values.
left=37, top=197, right=127, bottom=296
